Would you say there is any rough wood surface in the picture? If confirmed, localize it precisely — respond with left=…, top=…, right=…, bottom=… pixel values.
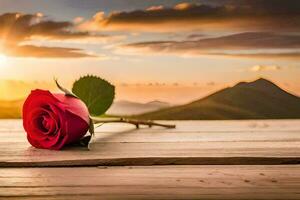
left=0, top=120, right=300, bottom=167
left=0, top=165, right=299, bottom=200
left=1, top=120, right=300, bottom=199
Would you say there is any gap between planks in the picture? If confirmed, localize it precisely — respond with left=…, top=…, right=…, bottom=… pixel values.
left=1, top=157, right=300, bottom=168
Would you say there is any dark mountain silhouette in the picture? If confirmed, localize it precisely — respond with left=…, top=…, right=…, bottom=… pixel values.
left=135, top=78, right=300, bottom=120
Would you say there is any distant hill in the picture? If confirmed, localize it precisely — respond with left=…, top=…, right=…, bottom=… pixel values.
left=0, top=98, right=170, bottom=118
left=107, top=100, right=170, bottom=116
left=0, top=99, right=23, bottom=119
left=135, top=78, right=300, bottom=120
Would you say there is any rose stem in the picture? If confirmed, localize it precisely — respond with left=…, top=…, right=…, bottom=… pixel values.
left=91, top=117, right=176, bottom=129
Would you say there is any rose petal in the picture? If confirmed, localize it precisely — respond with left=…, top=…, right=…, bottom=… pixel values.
left=53, top=94, right=90, bottom=125
left=23, top=89, right=90, bottom=150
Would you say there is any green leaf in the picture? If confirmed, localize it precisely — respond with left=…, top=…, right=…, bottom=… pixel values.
left=72, top=75, right=115, bottom=116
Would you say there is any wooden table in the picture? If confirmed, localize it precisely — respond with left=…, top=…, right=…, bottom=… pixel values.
left=0, top=119, right=300, bottom=199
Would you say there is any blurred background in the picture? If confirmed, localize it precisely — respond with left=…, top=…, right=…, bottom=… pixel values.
left=0, top=0, right=299, bottom=119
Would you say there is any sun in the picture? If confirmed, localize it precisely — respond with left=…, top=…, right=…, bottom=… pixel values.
left=0, top=54, right=7, bottom=67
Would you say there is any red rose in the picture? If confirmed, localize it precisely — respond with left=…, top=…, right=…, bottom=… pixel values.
left=22, top=89, right=90, bottom=150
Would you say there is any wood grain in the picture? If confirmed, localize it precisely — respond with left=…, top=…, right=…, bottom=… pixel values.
left=1, top=120, right=300, bottom=199
left=0, top=165, right=299, bottom=200
left=0, top=120, right=300, bottom=167
left=1, top=119, right=300, bottom=132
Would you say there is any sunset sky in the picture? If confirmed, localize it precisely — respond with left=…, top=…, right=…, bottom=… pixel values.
left=0, top=0, right=299, bottom=103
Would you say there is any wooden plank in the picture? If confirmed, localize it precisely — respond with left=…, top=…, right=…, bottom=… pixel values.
left=0, top=165, right=299, bottom=200
left=0, top=120, right=300, bottom=167
left=1, top=119, right=300, bottom=132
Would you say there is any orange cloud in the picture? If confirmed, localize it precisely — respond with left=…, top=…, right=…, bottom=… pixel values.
left=0, top=12, right=108, bottom=58
left=146, top=5, right=164, bottom=11
left=80, top=1, right=300, bottom=32
left=119, top=32, right=300, bottom=59
left=4, top=45, right=96, bottom=58
left=250, top=65, right=281, bottom=72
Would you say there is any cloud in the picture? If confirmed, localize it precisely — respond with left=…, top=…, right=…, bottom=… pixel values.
left=224, top=52, right=300, bottom=60
left=119, top=32, right=300, bottom=59
left=73, top=16, right=84, bottom=24
left=81, top=0, right=300, bottom=32
left=125, top=32, right=300, bottom=50
left=146, top=5, right=164, bottom=11
left=0, top=13, right=98, bottom=43
left=0, top=12, right=108, bottom=58
left=250, top=65, right=281, bottom=72
left=4, top=45, right=96, bottom=58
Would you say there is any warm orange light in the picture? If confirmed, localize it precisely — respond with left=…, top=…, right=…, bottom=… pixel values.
left=0, top=54, right=7, bottom=68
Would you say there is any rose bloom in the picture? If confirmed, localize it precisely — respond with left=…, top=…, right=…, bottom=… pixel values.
left=23, top=89, right=90, bottom=150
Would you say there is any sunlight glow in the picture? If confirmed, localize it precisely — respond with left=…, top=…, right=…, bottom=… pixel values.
left=0, top=54, right=7, bottom=68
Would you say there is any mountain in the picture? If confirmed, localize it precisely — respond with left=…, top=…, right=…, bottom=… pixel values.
left=146, top=100, right=170, bottom=108
left=0, top=99, right=23, bottom=119
left=107, top=100, right=170, bottom=116
left=135, top=78, right=300, bottom=120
